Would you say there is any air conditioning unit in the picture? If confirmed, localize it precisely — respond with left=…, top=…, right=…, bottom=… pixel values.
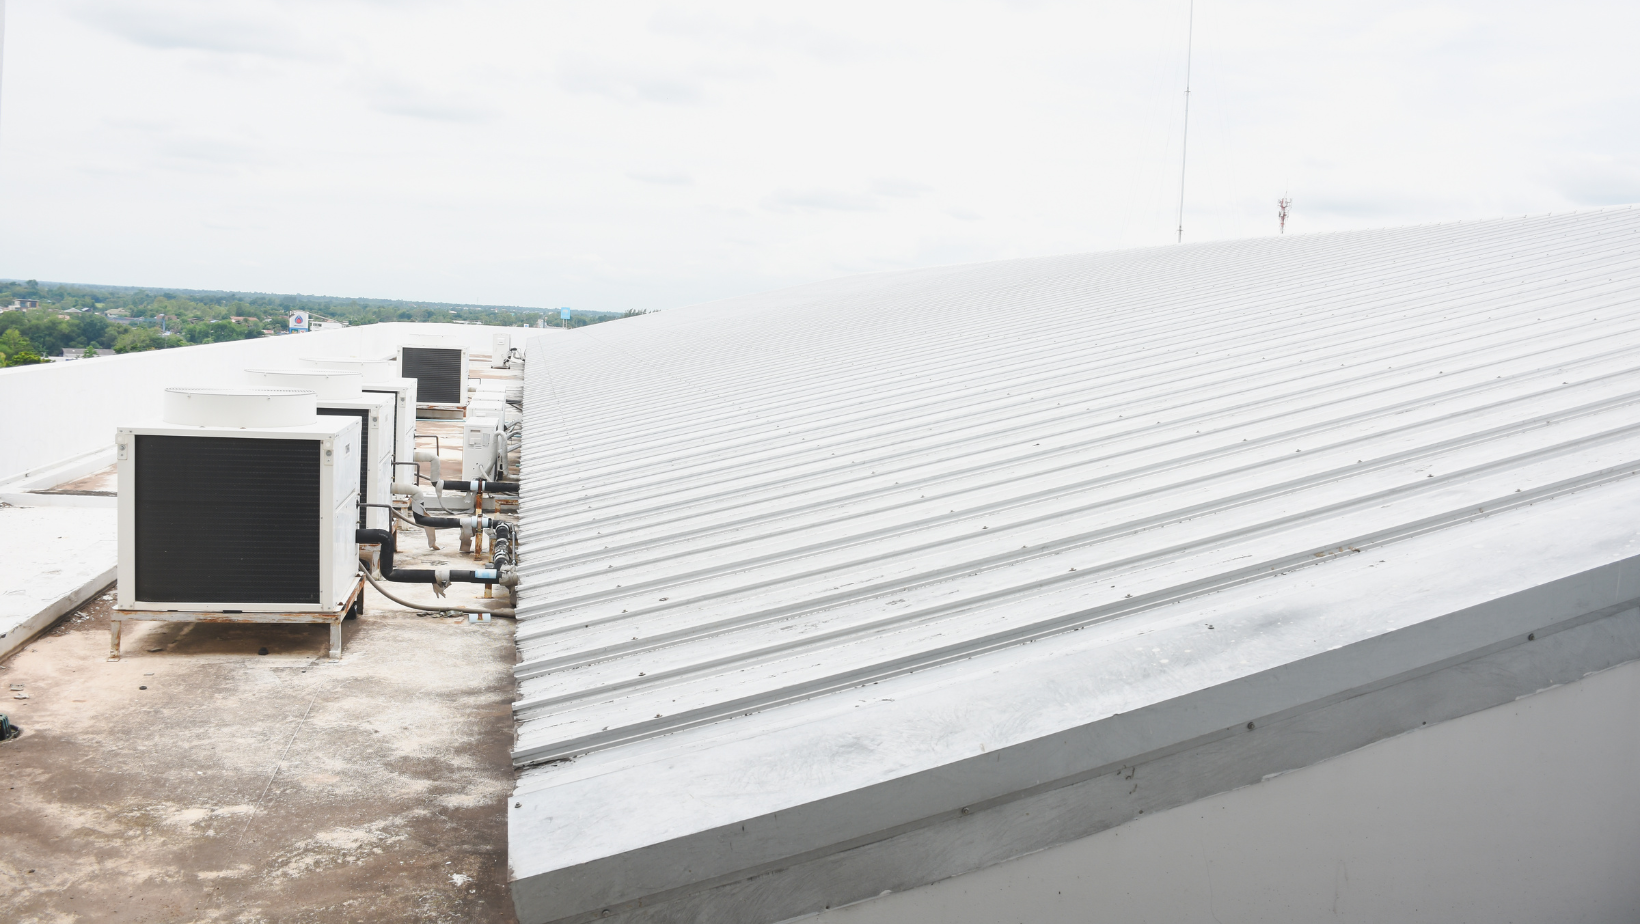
left=470, top=380, right=511, bottom=421
left=116, top=388, right=360, bottom=613
left=300, top=356, right=419, bottom=480
left=491, top=333, right=513, bottom=369
left=463, top=415, right=505, bottom=480
left=246, top=369, right=394, bottom=530
left=398, top=342, right=468, bottom=409
left=467, top=396, right=509, bottom=421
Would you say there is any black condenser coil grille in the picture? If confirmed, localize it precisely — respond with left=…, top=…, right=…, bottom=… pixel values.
left=316, top=407, right=370, bottom=527
left=135, top=435, right=321, bottom=604
left=401, top=347, right=462, bottom=404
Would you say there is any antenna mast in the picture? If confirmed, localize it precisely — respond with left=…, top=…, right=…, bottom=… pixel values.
left=1175, top=0, right=1194, bottom=244
left=1277, top=195, right=1292, bottom=233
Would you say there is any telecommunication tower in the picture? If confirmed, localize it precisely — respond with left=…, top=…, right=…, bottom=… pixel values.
left=1277, top=196, right=1292, bottom=234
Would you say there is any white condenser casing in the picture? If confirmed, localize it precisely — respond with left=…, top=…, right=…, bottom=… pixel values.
left=469, top=381, right=512, bottom=427
left=245, top=369, right=395, bottom=531
left=463, top=416, right=504, bottom=481
left=117, top=388, right=360, bottom=614
left=467, top=397, right=509, bottom=423
left=300, top=356, right=419, bottom=481
left=491, top=333, right=512, bottom=368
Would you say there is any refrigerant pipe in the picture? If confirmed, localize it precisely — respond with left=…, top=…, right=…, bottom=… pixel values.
left=355, top=528, right=505, bottom=591
left=390, top=482, right=508, bottom=550
left=434, top=479, right=520, bottom=494
left=358, top=568, right=515, bottom=618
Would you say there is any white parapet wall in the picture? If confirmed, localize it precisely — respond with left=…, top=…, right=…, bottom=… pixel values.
left=0, top=322, right=537, bottom=487
left=806, top=654, right=1640, bottom=924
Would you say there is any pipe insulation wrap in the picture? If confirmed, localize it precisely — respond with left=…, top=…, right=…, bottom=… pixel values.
left=436, top=479, right=520, bottom=494
left=355, top=529, right=503, bottom=585
left=359, top=569, right=514, bottom=617
left=412, top=449, right=441, bottom=482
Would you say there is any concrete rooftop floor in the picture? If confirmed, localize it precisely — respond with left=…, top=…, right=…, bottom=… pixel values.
left=1, top=418, right=521, bottom=924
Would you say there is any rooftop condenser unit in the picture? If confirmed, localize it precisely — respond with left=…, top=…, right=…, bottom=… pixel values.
left=398, top=341, right=468, bottom=410
left=246, top=369, right=394, bottom=530
left=463, top=415, right=505, bottom=481
left=300, top=356, right=419, bottom=480
left=116, top=388, right=360, bottom=613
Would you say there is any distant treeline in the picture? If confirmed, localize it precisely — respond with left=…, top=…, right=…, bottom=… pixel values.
left=0, top=278, right=629, bottom=365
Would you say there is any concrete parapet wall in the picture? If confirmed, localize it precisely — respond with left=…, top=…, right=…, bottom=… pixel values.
left=0, top=322, right=535, bottom=483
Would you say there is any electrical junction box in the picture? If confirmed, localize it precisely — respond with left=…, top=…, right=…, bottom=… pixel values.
left=491, top=333, right=512, bottom=369
left=300, top=356, right=418, bottom=481
left=117, top=388, right=360, bottom=614
left=246, top=369, right=394, bottom=531
left=462, top=416, right=504, bottom=481
left=398, top=344, right=468, bottom=409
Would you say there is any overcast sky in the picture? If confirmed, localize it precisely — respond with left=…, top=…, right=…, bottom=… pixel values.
left=1, top=0, right=1636, bottom=310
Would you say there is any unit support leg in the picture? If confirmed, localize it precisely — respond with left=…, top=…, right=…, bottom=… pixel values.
left=108, top=620, right=122, bottom=661
left=329, top=621, right=342, bottom=662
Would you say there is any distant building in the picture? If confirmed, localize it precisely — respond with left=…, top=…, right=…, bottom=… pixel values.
left=55, top=348, right=118, bottom=361
left=5, top=298, right=38, bottom=310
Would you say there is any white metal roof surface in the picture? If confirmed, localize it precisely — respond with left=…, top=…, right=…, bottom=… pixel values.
left=508, top=210, right=1640, bottom=922
left=513, top=208, right=1640, bottom=770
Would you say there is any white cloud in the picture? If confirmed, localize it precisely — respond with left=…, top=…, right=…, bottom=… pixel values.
left=68, top=0, right=323, bottom=59
left=1, top=0, right=1638, bottom=310
left=628, top=171, right=694, bottom=186
left=369, top=80, right=494, bottom=123
left=1551, top=157, right=1640, bottom=207
left=872, top=178, right=931, bottom=198
left=764, top=188, right=881, bottom=213
left=556, top=59, right=707, bottom=106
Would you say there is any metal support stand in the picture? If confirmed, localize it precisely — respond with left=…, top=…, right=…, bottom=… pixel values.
left=110, top=578, right=364, bottom=663
left=416, top=404, right=466, bottom=420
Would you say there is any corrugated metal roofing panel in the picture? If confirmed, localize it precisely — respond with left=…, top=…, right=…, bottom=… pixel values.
left=507, top=209, right=1640, bottom=923
left=513, top=209, right=1640, bottom=767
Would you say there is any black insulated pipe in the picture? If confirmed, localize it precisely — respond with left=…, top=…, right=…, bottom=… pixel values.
left=437, top=479, right=520, bottom=494
left=491, top=522, right=517, bottom=571
left=356, top=529, right=500, bottom=585
left=413, top=512, right=500, bottom=530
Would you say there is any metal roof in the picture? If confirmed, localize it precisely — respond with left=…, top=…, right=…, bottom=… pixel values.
left=509, top=208, right=1640, bottom=922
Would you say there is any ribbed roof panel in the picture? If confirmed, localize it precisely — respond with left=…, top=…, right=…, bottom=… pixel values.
left=513, top=209, right=1640, bottom=769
